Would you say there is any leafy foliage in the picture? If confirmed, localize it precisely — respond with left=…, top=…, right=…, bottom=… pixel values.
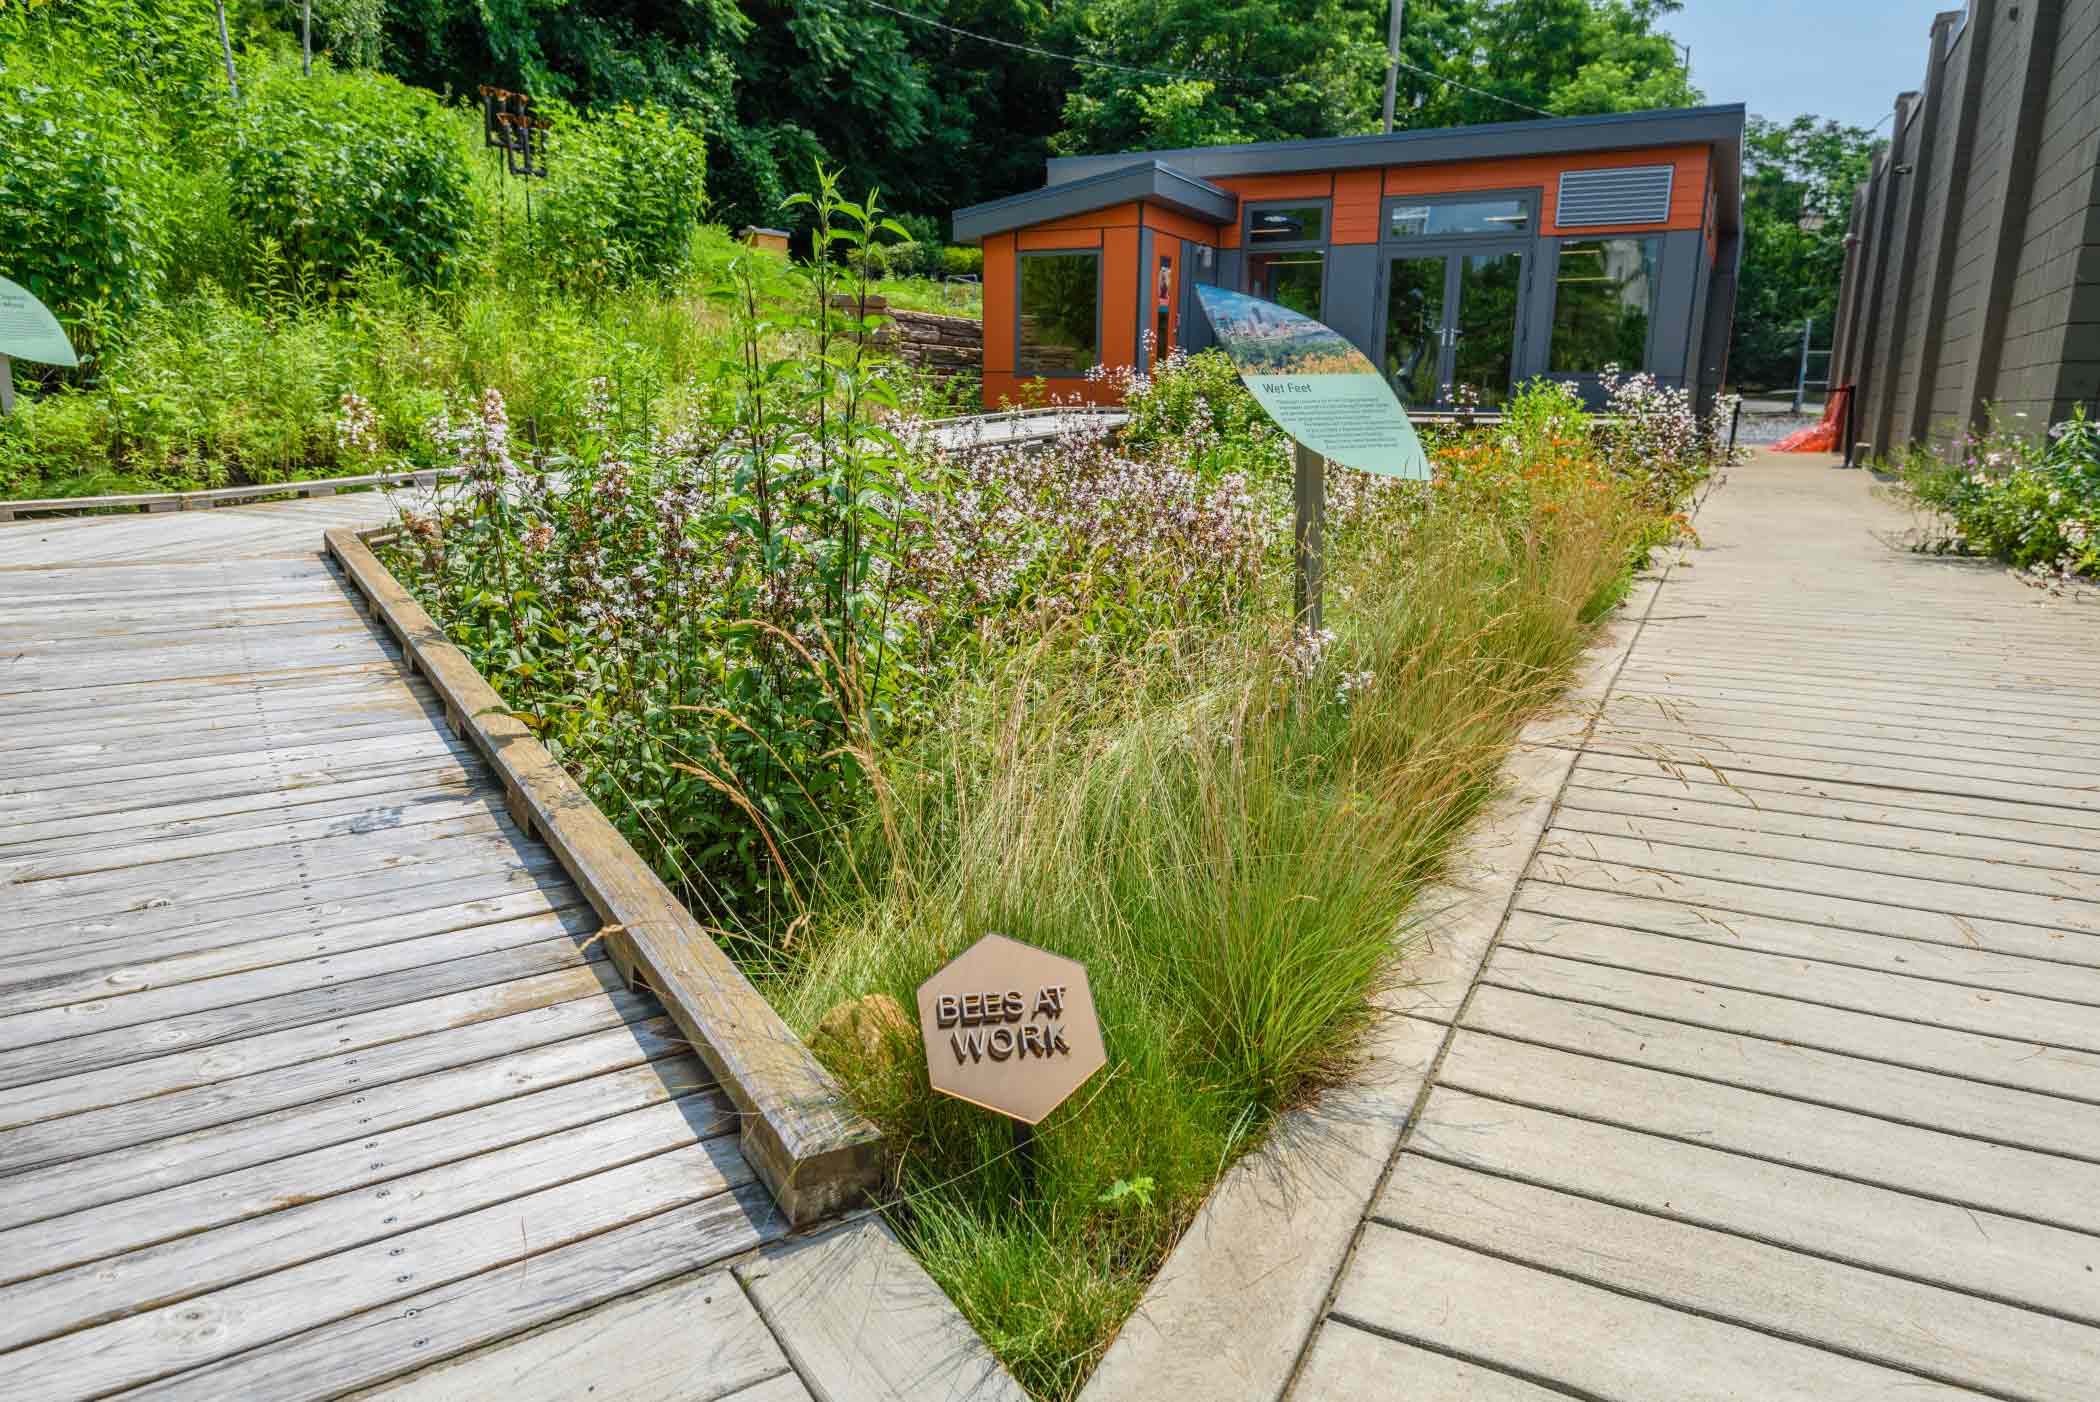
left=226, top=67, right=471, bottom=286
left=1733, top=114, right=1877, bottom=390
left=532, top=102, right=709, bottom=290
left=1895, top=408, right=2100, bottom=588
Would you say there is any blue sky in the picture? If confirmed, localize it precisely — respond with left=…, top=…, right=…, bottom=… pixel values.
left=1660, top=1, right=1956, bottom=131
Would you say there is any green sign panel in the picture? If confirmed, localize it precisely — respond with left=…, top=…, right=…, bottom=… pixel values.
left=0, top=277, right=78, bottom=367
left=1194, top=285, right=1427, bottom=480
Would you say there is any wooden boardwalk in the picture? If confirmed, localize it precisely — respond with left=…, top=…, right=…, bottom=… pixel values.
left=0, top=495, right=817, bottom=1400
left=1297, top=454, right=2100, bottom=1400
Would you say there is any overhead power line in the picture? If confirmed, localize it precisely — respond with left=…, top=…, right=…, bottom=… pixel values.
left=832, top=0, right=1553, bottom=121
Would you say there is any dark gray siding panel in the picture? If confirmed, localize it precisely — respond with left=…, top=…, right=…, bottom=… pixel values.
left=1835, top=0, right=2100, bottom=459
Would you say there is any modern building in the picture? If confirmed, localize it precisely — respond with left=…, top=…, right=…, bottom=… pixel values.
left=952, top=105, right=1746, bottom=413
left=1832, top=0, right=2100, bottom=462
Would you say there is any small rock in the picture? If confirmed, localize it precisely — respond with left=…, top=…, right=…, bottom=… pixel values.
left=813, top=993, right=912, bottom=1068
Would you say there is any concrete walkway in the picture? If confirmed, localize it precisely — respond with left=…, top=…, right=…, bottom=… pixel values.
left=1297, top=452, right=2100, bottom=1399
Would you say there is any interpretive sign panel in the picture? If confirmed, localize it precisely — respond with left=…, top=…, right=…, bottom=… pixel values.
left=0, top=278, right=78, bottom=367
left=916, top=933, right=1106, bottom=1125
left=1195, top=285, right=1427, bottom=480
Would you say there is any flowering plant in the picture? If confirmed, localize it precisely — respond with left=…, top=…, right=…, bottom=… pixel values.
left=1897, top=406, right=2100, bottom=589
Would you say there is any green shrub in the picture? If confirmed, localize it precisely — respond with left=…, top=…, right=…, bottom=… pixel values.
left=939, top=245, right=984, bottom=277
left=0, top=63, right=167, bottom=357
left=534, top=104, right=707, bottom=290
left=1897, top=407, right=2100, bottom=583
left=226, top=67, right=471, bottom=286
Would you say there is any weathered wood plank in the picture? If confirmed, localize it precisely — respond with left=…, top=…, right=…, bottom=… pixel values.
left=120, top=1181, right=786, bottom=1402
left=1573, top=747, right=2100, bottom=834
left=0, top=962, right=629, bottom=1141
left=1464, top=984, right=2100, bottom=1162
left=1513, top=882, right=2100, bottom=1007
left=1294, top=1323, right=1566, bottom=1402
left=0, top=1095, right=739, bottom=1355
left=737, top=1217, right=1028, bottom=1402
left=1376, top=1155, right=2100, bottom=1397
left=0, top=762, right=480, bottom=853
left=1482, top=943, right=2100, bottom=1104
left=1502, top=914, right=2100, bottom=1045
left=3, top=844, right=570, bottom=954
left=1556, top=780, right=2100, bottom=876
left=1524, top=860, right=2100, bottom=968
left=0, top=886, right=586, bottom=1014
left=1409, top=1083, right=2100, bottom=1324
left=0, top=934, right=603, bottom=1087
left=4, top=812, right=523, bottom=921
left=1437, top=1028, right=2100, bottom=1233
left=0, top=1014, right=687, bottom=1233
left=1330, top=1226, right=1976, bottom=1401
left=359, top=1267, right=789, bottom=1402
left=0, top=1056, right=708, bottom=1285
left=2, top=786, right=508, bottom=880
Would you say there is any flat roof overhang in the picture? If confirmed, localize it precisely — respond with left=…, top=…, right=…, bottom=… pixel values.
left=975, top=104, right=1745, bottom=241
left=952, top=159, right=1237, bottom=245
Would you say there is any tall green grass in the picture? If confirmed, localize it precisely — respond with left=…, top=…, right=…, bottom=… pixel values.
left=775, top=478, right=1637, bottom=1398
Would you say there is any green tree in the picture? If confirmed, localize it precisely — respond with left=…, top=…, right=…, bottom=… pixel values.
left=1731, top=114, right=1876, bottom=391
left=1050, top=0, right=1384, bottom=154
left=1391, top=0, right=1697, bottom=129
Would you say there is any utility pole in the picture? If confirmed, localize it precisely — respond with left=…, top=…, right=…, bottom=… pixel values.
left=302, top=0, right=312, bottom=77
left=1381, top=0, right=1405, bottom=133
left=213, top=0, right=239, bottom=100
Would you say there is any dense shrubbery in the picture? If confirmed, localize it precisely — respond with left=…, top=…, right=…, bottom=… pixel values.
left=1895, top=408, right=2100, bottom=589
left=532, top=103, right=708, bottom=290
left=226, top=68, right=471, bottom=286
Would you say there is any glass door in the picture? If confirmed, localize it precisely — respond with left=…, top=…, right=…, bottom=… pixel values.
left=1383, top=256, right=1446, bottom=409
left=1451, top=250, right=1523, bottom=409
left=1380, top=247, right=1526, bottom=409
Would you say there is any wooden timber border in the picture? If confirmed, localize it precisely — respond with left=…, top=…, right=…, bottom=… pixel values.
left=324, top=524, right=882, bottom=1225
left=0, top=467, right=464, bottom=522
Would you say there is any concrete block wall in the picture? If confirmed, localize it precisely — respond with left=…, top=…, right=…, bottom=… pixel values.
left=1835, top=0, right=2100, bottom=460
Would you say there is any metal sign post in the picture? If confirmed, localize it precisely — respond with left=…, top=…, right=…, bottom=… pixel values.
left=1294, top=441, right=1325, bottom=631
left=1, top=355, right=14, bottom=416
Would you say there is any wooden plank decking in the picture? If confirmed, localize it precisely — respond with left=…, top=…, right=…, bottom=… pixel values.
left=0, top=496, right=811, bottom=1400
left=1296, top=454, right=2100, bottom=1399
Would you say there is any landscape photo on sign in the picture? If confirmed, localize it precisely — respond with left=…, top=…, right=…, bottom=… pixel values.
left=0, top=277, right=79, bottom=367
left=1195, top=285, right=1427, bottom=480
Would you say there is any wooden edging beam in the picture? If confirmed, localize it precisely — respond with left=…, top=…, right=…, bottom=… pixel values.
left=0, top=469, right=455, bottom=523
left=323, top=526, right=881, bottom=1225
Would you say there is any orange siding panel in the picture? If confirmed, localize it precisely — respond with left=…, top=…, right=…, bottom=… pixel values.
left=1024, top=202, right=1142, bottom=235
left=1141, top=204, right=1222, bottom=246
left=1379, top=146, right=1709, bottom=236
left=1018, top=228, right=1103, bottom=251
left=1331, top=168, right=1382, bottom=244
left=982, top=233, right=1016, bottom=399
left=1102, top=226, right=1141, bottom=373
left=1217, top=173, right=1336, bottom=201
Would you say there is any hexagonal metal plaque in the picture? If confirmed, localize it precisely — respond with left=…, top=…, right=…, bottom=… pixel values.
left=915, top=933, right=1106, bottom=1125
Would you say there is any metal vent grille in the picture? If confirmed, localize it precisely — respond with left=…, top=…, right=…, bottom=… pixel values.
left=1556, top=166, right=1674, bottom=227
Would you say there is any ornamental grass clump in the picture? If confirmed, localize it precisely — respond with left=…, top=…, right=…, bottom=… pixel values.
left=778, top=379, right=1697, bottom=1397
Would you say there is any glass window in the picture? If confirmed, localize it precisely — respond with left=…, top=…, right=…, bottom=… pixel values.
left=1549, top=237, right=1660, bottom=373
left=1387, top=198, right=1531, bottom=239
left=1247, top=249, right=1324, bottom=318
left=1016, top=251, right=1100, bottom=375
left=1248, top=205, right=1325, bottom=243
